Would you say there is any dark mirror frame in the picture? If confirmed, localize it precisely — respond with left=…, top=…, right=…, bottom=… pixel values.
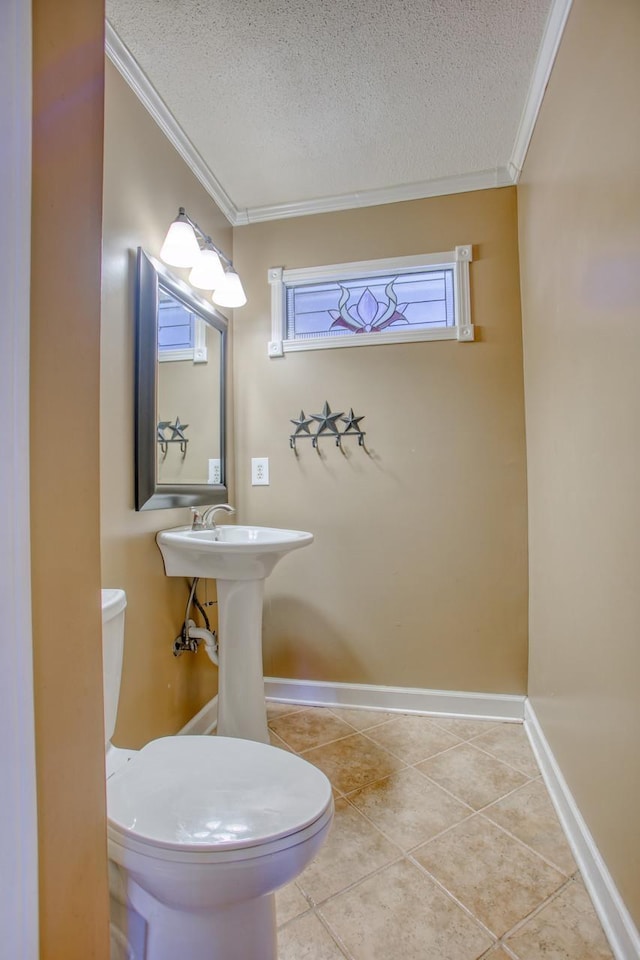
left=135, top=247, right=229, bottom=511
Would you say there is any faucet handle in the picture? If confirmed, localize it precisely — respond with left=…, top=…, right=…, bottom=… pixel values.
left=190, top=507, right=205, bottom=530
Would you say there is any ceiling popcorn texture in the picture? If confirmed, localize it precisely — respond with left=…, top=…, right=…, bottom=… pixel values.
left=107, top=0, right=553, bottom=216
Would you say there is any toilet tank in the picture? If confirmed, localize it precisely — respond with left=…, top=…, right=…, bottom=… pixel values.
left=101, top=589, right=127, bottom=748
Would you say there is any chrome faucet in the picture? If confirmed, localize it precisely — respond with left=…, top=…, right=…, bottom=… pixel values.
left=193, top=503, right=236, bottom=532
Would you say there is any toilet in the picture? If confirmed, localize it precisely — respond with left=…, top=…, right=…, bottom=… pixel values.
left=102, top=589, right=333, bottom=960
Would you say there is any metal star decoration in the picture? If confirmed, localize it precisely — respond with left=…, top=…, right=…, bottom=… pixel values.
left=290, top=410, right=313, bottom=436
left=169, top=417, right=189, bottom=441
left=310, top=401, right=343, bottom=436
left=157, top=420, right=172, bottom=441
left=341, top=408, right=365, bottom=434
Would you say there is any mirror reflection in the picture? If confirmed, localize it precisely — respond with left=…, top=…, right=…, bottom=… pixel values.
left=156, top=290, right=222, bottom=485
left=135, top=248, right=228, bottom=511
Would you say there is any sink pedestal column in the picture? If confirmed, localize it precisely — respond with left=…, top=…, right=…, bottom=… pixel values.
left=216, top=578, right=269, bottom=743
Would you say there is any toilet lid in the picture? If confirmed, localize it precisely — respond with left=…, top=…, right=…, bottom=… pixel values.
left=107, top=736, right=333, bottom=853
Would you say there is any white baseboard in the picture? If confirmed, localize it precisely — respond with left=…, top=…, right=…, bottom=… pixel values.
left=524, top=701, right=640, bottom=960
left=179, top=695, right=218, bottom=736
left=179, top=681, right=524, bottom=736
left=264, top=677, right=525, bottom=722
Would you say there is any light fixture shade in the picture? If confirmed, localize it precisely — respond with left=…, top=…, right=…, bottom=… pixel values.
left=212, top=270, right=247, bottom=308
left=160, top=217, right=200, bottom=268
left=189, top=247, right=225, bottom=291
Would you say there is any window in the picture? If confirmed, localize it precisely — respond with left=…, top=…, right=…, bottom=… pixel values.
left=157, top=292, right=208, bottom=363
left=268, top=246, right=473, bottom=356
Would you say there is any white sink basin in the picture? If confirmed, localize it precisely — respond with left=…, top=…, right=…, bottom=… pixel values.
left=156, top=524, right=314, bottom=580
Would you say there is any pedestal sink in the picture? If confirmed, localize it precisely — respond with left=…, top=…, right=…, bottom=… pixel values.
left=156, top=524, right=313, bottom=743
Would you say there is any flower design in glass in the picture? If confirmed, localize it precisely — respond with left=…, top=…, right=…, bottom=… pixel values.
left=286, top=268, right=455, bottom=342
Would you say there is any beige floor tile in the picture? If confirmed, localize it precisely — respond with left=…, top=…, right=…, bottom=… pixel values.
left=471, top=725, right=540, bottom=778
left=348, top=766, right=472, bottom=849
left=278, top=910, right=348, bottom=960
left=416, top=742, right=529, bottom=809
left=483, top=780, right=576, bottom=875
left=505, top=880, right=614, bottom=959
left=297, top=798, right=400, bottom=903
left=266, top=701, right=305, bottom=721
left=276, top=882, right=310, bottom=927
left=364, top=714, right=462, bottom=763
left=430, top=717, right=501, bottom=740
left=328, top=706, right=396, bottom=730
left=321, top=858, right=493, bottom=960
left=413, top=816, right=566, bottom=937
left=269, top=729, right=293, bottom=751
left=302, top=732, right=405, bottom=794
left=482, top=949, right=515, bottom=960
left=269, top=707, right=354, bottom=752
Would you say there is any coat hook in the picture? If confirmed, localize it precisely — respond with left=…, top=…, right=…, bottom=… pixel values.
left=289, top=403, right=366, bottom=453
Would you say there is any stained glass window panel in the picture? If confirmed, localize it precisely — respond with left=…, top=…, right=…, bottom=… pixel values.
left=286, top=268, right=455, bottom=341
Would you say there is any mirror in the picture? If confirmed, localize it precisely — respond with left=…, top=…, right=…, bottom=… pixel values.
left=135, top=248, right=228, bottom=510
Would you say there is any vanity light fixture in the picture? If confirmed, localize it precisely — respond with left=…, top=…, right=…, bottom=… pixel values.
left=189, top=244, right=225, bottom=291
left=159, top=209, right=201, bottom=268
left=160, top=207, right=247, bottom=308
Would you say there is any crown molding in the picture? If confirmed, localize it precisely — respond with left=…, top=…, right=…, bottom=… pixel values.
left=509, top=0, right=574, bottom=181
left=236, top=167, right=514, bottom=225
left=104, top=20, right=239, bottom=225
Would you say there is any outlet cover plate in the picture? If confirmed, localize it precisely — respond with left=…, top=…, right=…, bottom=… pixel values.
left=251, top=457, right=270, bottom=486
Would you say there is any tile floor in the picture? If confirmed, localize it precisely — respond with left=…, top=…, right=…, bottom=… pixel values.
left=266, top=702, right=614, bottom=960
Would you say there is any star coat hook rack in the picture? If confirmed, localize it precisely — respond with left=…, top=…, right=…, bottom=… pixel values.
left=157, top=417, right=190, bottom=457
left=289, top=402, right=366, bottom=451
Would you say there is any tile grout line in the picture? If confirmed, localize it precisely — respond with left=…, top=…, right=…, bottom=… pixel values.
left=477, top=807, right=577, bottom=878
left=409, top=842, right=577, bottom=950
left=313, top=906, right=357, bottom=960
left=276, top=901, right=314, bottom=932
left=404, top=850, right=501, bottom=942
left=472, top=813, right=569, bottom=882
left=443, top=736, right=541, bottom=781
left=408, top=755, right=534, bottom=813
left=356, top=728, right=466, bottom=766
left=276, top=899, right=355, bottom=960
left=278, top=725, right=407, bottom=761
left=337, top=788, right=479, bottom=862
left=464, top=736, right=541, bottom=780
left=495, top=874, right=578, bottom=946
left=303, top=851, right=407, bottom=910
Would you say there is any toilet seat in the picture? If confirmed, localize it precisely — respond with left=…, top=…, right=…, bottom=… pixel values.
left=107, top=736, right=333, bottom=864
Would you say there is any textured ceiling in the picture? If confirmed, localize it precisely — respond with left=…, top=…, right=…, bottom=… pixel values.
left=106, top=0, right=554, bottom=218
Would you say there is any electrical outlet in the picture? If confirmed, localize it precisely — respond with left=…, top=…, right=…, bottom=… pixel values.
left=251, top=457, right=270, bottom=486
left=208, top=459, right=221, bottom=484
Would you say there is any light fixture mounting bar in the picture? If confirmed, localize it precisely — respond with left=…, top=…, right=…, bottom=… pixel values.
left=178, top=207, right=233, bottom=270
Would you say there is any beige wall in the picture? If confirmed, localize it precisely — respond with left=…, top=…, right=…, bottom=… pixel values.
left=31, top=0, right=109, bottom=955
left=101, top=62, right=232, bottom=746
left=518, top=0, right=640, bottom=927
left=232, top=188, right=528, bottom=693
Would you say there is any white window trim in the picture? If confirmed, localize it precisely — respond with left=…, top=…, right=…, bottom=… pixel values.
left=267, top=245, right=473, bottom=357
left=158, top=315, right=208, bottom=363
